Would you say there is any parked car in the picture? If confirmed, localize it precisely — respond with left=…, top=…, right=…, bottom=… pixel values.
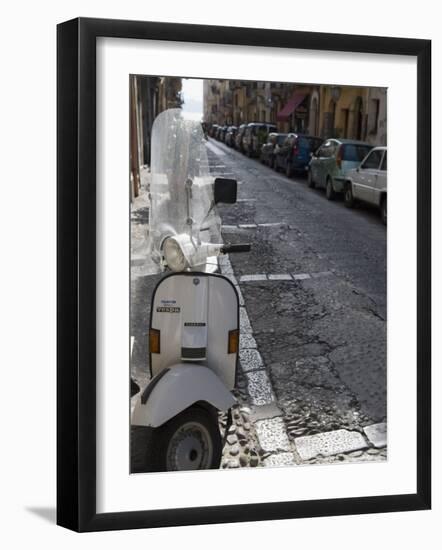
left=209, top=124, right=219, bottom=138
left=221, top=125, right=229, bottom=141
left=274, top=133, right=323, bottom=176
left=260, top=133, right=288, bottom=167
left=225, top=126, right=237, bottom=147
left=235, top=124, right=248, bottom=151
left=243, top=123, right=277, bottom=157
left=217, top=125, right=228, bottom=141
left=343, top=146, right=387, bottom=224
left=307, top=139, right=373, bottom=200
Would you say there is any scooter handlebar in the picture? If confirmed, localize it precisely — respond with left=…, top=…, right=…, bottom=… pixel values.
left=221, top=243, right=251, bottom=254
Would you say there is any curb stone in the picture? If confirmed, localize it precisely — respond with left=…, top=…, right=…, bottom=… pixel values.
left=363, top=422, right=387, bottom=448
left=294, top=429, right=368, bottom=461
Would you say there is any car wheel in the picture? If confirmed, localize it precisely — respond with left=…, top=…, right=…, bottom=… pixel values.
left=325, top=177, right=336, bottom=200
left=285, top=161, right=293, bottom=178
left=381, top=196, right=387, bottom=225
left=142, top=405, right=222, bottom=472
left=307, top=169, right=315, bottom=188
left=344, top=182, right=355, bottom=208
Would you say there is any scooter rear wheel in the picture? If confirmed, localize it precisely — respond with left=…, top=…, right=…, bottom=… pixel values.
left=144, top=405, right=222, bottom=472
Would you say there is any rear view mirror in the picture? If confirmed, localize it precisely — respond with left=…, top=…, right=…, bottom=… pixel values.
left=214, top=177, right=237, bottom=204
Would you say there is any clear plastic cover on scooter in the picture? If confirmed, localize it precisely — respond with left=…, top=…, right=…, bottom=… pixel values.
left=148, top=109, right=222, bottom=270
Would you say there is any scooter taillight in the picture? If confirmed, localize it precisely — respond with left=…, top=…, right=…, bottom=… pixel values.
left=228, top=329, right=239, bottom=354
left=149, top=328, right=161, bottom=354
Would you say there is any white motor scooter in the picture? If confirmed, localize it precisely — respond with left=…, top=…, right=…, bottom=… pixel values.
left=131, top=109, right=250, bottom=472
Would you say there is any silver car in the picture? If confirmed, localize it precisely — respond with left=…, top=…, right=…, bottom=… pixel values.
left=344, top=146, right=387, bottom=224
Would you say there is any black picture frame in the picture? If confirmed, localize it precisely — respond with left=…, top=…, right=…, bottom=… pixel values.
left=57, top=17, right=431, bottom=532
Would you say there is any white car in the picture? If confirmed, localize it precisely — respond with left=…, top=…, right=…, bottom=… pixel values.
left=344, top=146, right=387, bottom=224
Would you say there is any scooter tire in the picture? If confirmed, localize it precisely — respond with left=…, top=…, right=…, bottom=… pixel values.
left=142, top=405, right=222, bottom=472
left=130, top=425, right=155, bottom=473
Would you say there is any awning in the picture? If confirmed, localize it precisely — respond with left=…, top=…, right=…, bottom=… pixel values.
left=276, top=93, right=307, bottom=121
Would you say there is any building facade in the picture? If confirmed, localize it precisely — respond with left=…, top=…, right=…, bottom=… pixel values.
left=317, top=85, right=387, bottom=145
left=203, top=79, right=387, bottom=146
left=130, top=76, right=183, bottom=199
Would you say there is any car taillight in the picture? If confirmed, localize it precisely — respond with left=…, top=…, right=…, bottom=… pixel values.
left=149, top=328, right=161, bottom=354
left=336, top=146, right=343, bottom=169
left=228, top=329, right=239, bottom=354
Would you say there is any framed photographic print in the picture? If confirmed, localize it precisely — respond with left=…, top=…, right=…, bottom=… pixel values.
left=57, top=17, right=431, bottom=532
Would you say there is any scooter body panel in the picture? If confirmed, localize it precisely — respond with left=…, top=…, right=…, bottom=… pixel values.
left=150, top=272, right=239, bottom=390
left=132, top=363, right=236, bottom=428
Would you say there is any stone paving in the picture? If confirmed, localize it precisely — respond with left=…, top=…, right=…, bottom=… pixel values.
left=217, top=252, right=387, bottom=468
left=209, top=138, right=387, bottom=468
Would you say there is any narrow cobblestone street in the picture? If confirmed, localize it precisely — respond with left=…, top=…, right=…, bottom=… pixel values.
left=131, top=136, right=387, bottom=470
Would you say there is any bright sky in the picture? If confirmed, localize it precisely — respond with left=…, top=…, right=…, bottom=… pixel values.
left=181, top=78, right=203, bottom=121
